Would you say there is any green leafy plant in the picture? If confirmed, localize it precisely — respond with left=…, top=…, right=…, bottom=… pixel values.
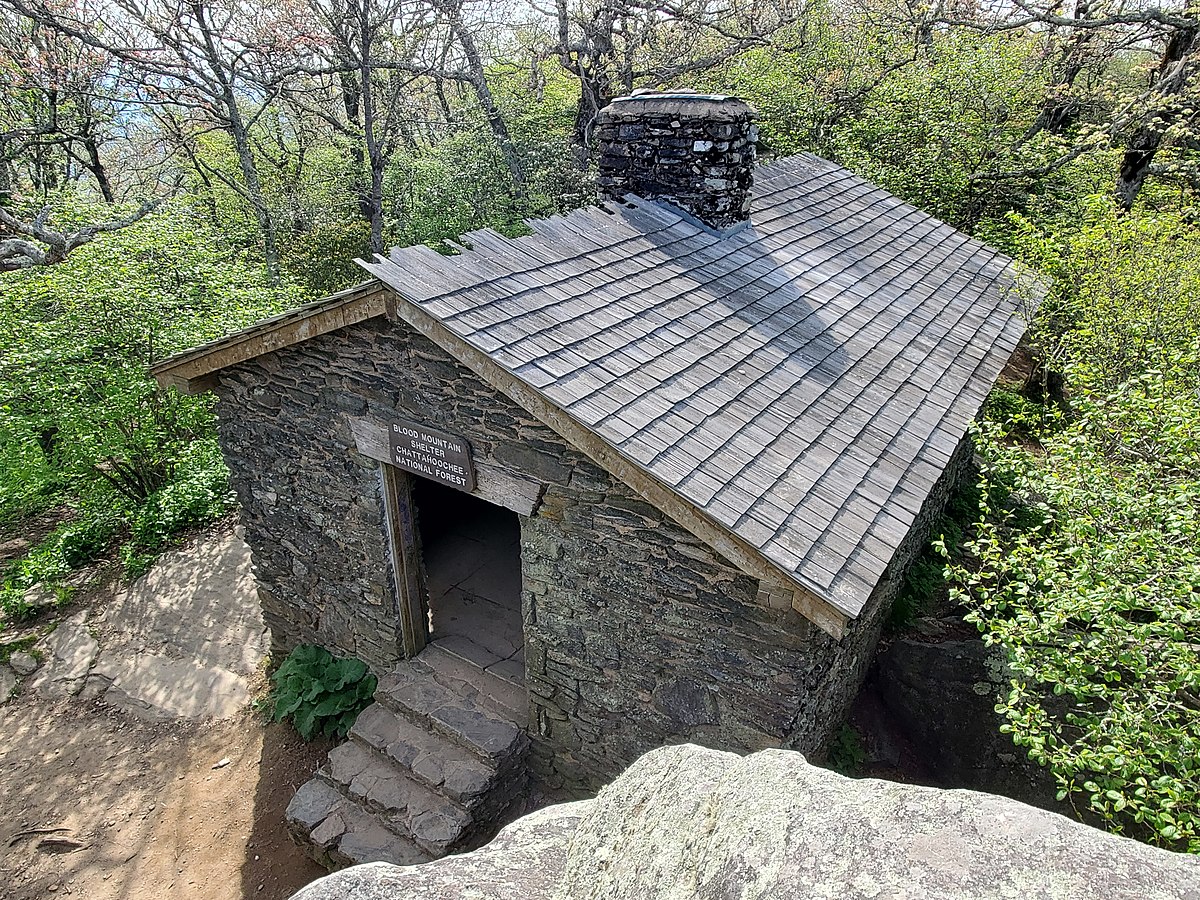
left=121, top=438, right=234, bottom=574
left=826, top=724, right=869, bottom=776
left=983, top=387, right=1047, bottom=440
left=270, top=644, right=377, bottom=740
left=948, top=204, right=1200, bottom=852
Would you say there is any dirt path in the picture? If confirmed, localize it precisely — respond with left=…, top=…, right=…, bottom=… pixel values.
left=0, top=520, right=331, bottom=900
left=0, top=693, right=328, bottom=899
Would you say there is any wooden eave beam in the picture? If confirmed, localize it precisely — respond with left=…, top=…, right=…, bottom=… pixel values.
left=150, top=283, right=390, bottom=394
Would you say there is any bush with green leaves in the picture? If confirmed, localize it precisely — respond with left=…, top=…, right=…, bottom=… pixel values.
left=0, top=202, right=306, bottom=608
left=120, top=438, right=235, bottom=576
left=270, top=644, right=378, bottom=741
left=947, top=201, right=1200, bottom=851
left=0, top=508, right=122, bottom=620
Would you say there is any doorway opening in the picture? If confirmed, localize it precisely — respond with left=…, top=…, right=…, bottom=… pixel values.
left=411, top=476, right=525, bottom=685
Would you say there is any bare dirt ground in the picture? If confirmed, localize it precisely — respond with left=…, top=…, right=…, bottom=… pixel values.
left=0, top=694, right=330, bottom=900
left=0, top=516, right=332, bottom=900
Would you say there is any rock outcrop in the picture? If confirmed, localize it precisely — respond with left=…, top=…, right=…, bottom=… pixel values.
left=292, top=743, right=1200, bottom=900
left=875, top=617, right=1061, bottom=809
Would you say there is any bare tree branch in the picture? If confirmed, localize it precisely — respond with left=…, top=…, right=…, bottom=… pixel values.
left=0, top=197, right=164, bottom=271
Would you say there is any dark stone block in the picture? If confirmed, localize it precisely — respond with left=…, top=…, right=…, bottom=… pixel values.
left=653, top=676, right=721, bottom=728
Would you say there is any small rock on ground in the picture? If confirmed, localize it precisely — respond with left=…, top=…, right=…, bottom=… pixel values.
left=0, top=665, right=17, bottom=702
left=9, top=651, right=38, bottom=676
left=27, top=613, right=99, bottom=697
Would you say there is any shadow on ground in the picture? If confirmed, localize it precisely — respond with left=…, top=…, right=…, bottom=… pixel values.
left=1, top=522, right=331, bottom=899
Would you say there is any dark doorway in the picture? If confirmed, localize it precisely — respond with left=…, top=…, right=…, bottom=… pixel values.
left=411, top=477, right=524, bottom=685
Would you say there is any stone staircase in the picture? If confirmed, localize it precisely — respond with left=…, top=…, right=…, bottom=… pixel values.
left=285, top=643, right=531, bottom=868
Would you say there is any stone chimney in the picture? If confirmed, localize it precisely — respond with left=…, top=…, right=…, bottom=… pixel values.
left=595, top=90, right=758, bottom=232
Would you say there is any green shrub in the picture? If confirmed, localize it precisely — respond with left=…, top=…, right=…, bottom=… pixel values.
left=948, top=203, right=1200, bottom=851
left=270, top=644, right=378, bottom=740
left=125, top=439, right=234, bottom=558
left=0, top=431, right=63, bottom=525
left=982, top=387, right=1046, bottom=438
left=890, top=515, right=966, bottom=629
left=56, top=516, right=118, bottom=567
left=826, top=724, right=869, bottom=776
left=0, top=584, right=30, bottom=622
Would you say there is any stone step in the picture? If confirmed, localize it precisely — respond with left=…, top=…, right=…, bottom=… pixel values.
left=351, top=702, right=500, bottom=808
left=285, top=777, right=432, bottom=869
left=377, top=657, right=530, bottom=767
left=288, top=648, right=534, bottom=872
left=420, top=642, right=529, bottom=725
left=322, top=741, right=473, bottom=857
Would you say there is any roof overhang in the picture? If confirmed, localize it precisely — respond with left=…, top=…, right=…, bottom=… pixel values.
left=150, top=282, right=389, bottom=394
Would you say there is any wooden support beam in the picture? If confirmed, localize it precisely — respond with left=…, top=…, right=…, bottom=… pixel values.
left=350, top=416, right=545, bottom=518
left=150, top=283, right=389, bottom=394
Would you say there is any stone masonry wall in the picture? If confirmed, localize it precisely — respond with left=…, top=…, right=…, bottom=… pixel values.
left=212, top=309, right=969, bottom=794
left=524, top=436, right=973, bottom=792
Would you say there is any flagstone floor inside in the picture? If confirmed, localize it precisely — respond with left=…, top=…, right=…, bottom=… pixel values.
left=413, top=478, right=525, bottom=686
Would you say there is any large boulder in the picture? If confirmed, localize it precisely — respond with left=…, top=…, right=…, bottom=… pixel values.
left=292, top=801, right=591, bottom=900
left=293, top=744, right=1200, bottom=900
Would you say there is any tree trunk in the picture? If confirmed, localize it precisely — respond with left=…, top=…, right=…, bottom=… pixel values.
left=1115, top=27, right=1197, bottom=210
left=357, top=15, right=386, bottom=254
left=441, top=0, right=525, bottom=191
left=227, top=98, right=281, bottom=278
left=340, top=72, right=375, bottom=224
left=194, top=1, right=280, bottom=279
left=570, top=64, right=612, bottom=170
left=80, top=133, right=115, bottom=204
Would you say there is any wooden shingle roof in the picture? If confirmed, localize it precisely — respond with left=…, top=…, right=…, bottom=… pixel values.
left=360, top=154, right=1033, bottom=635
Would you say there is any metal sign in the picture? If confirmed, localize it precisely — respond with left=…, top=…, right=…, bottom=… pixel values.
left=387, top=419, right=476, bottom=492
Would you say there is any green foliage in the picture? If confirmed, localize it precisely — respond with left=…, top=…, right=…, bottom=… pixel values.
left=0, top=510, right=115, bottom=621
left=950, top=200, right=1200, bottom=851
left=826, top=724, right=869, bottom=777
left=890, top=555, right=947, bottom=629
left=0, top=431, right=63, bottom=524
left=121, top=438, right=234, bottom=577
left=281, top=219, right=373, bottom=296
left=890, top=476, right=979, bottom=629
left=982, top=387, right=1046, bottom=440
left=0, top=204, right=302, bottom=515
left=709, top=5, right=911, bottom=158
left=0, top=202, right=303, bottom=623
left=270, top=644, right=378, bottom=741
left=832, top=31, right=1050, bottom=229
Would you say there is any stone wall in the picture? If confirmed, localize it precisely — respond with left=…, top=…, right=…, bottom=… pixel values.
left=523, top=431, right=972, bottom=792
left=212, top=308, right=967, bottom=794
left=215, top=328, right=402, bottom=671
left=595, top=93, right=757, bottom=231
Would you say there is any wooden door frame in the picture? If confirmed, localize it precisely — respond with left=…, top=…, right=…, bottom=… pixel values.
left=381, top=464, right=429, bottom=658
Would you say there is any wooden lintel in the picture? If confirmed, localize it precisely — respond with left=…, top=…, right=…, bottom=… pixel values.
left=381, top=289, right=851, bottom=641
left=350, top=416, right=545, bottom=518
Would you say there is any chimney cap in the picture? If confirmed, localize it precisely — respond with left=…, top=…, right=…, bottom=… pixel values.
left=598, top=90, right=756, bottom=124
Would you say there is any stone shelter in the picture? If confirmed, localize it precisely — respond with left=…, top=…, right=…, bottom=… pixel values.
left=152, top=92, right=1032, bottom=867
